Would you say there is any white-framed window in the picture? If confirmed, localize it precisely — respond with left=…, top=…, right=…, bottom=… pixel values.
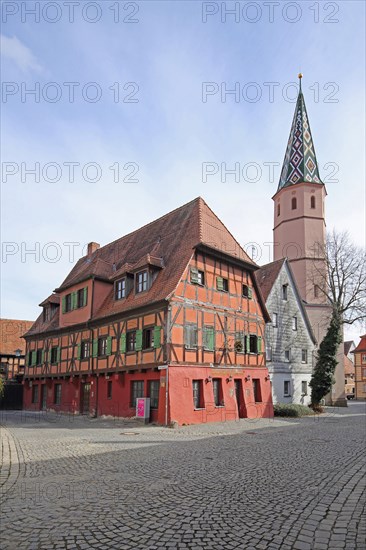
left=362, top=353, right=366, bottom=364
left=292, top=316, right=298, bottom=331
left=184, top=324, right=198, bottom=349
left=284, top=381, right=291, bottom=396
left=272, top=313, right=278, bottom=327
left=136, top=271, right=148, bottom=293
left=190, top=268, right=205, bottom=286
left=301, top=381, right=308, bottom=396
left=192, top=380, right=204, bottom=409
left=115, top=278, right=126, bottom=300
left=301, top=349, right=308, bottom=363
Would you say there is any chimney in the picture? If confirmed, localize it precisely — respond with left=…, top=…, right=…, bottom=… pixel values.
left=87, top=242, right=100, bottom=256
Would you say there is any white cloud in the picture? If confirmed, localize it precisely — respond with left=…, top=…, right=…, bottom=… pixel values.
left=0, top=34, right=43, bottom=74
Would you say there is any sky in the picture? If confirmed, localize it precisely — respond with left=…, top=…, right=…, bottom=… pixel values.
left=1, top=0, right=365, bottom=343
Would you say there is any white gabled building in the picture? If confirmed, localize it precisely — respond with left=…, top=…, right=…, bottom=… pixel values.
left=255, top=258, right=317, bottom=406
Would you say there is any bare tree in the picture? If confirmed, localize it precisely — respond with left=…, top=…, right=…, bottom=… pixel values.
left=312, top=230, right=366, bottom=325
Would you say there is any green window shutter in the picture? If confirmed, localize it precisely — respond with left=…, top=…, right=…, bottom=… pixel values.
left=31, top=351, right=36, bottom=366
left=56, top=347, right=61, bottom=363
left=106, top=336, right=112, bottom=356
left=216, top=276, right=223, bottom=291
left=153, top=326, right=161, bottom=348
left=207, top=327, right=214, bottom=351
left=27, top=352, right=31, bottom=366
left=135, top=330, right=143, bottom=351
left=77, top=344, right=81, bottom=360
left=71, top=291, right=78, bottom=310
left=248, top=287, right=253, bottom=299
left=257, top=336, right=262, bottom=353
left=92, top=339, right=98, bottom=358
left=245, top=335, right=250, bottom=354
left=190, top=267, right=199, bottom=284
left=41, top=350, right=45, bottom=364
left=62, top=297, right=66, bottom=313
left=120, top=333, right=126, bottom=354
left=83, top=287, right=88, bottom=306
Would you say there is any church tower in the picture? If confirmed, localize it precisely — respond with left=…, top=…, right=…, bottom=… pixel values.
left=272, top=74, right=346, bottom=406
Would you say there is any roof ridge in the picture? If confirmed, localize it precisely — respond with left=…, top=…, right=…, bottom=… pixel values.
left=257, top=258, right=287, bottom=270
left=199, top=199, right=256, bottom=265
left=85, top=197, right=202, bottom=259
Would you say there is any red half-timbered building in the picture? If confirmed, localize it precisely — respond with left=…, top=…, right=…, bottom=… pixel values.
left=23, top=198, right=273, bottom=425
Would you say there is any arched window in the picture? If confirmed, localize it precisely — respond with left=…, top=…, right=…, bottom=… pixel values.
left=277, top=204, right=280, bottom=216
left=311, top=196, right=316, bottom=209
left=291, top=197, right=297, bottom=210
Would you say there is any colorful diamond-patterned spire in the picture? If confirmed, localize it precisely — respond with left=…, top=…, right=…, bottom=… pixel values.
left=278, top=78, right=323, bottom=190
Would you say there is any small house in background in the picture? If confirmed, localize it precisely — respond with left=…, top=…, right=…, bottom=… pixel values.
left=344, top=341, right=355, bottom=399
left=255, top=258, right=316, bottom=406
left=352, top=335, right=366, bottom=400
left=0, top=319, right=33, bottom=381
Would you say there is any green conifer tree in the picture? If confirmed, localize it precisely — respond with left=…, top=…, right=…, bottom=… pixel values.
left=309, top=309, right=342, bottom=407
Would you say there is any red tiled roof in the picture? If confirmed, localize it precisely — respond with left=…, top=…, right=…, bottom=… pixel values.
left=25, top=197, right=260, bottom=335
left=39, top=294, right=60, bottom=307
left=0, top=319, right=34, bottom=355
left=352, top=335, right=366, bottom=353
left=254, top=259, right=286, bottom=301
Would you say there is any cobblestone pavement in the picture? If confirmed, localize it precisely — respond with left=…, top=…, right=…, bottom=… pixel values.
left=1, top=403, right=365, bottom=550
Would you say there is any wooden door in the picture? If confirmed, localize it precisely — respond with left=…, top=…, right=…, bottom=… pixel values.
left=234, top=379, right=246, bottom=418
left=81, top=383, right=91, bottom=415
left=41, top=384, right=47, bottom=410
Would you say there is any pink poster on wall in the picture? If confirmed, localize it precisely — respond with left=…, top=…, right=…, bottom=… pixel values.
left=136, top=398, right=145, bottom=417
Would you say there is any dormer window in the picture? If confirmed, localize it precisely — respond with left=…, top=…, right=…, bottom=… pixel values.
left=115, top=278, right=126, bottom=300
left=65, top=293, right=72, bottom=312
left=136, top=271, right=148, bottom=293
left=77, top=288, right=87, bottom=308
left=62, top=287, right=88, bottom=313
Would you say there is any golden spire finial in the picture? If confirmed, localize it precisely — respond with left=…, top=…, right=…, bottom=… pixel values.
left=298, top=72, right=303, bottom=80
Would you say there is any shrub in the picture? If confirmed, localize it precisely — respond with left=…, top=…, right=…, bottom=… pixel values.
left=273, top=403, right=314, bottom=417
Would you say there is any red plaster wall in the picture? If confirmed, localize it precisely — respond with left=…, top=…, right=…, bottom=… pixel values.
left=167, top=365, right=273, bottom=426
